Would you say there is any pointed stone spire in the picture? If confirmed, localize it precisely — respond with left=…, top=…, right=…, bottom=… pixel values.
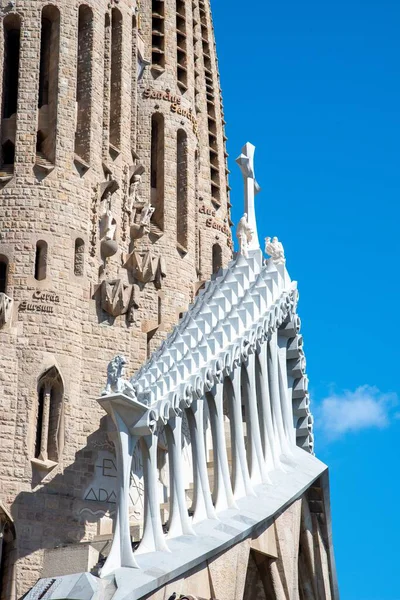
left=236, top=142, right=261, bottom=251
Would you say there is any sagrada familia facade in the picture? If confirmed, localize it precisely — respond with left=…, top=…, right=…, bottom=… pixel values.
left=0, top=0, right=339, bottom=598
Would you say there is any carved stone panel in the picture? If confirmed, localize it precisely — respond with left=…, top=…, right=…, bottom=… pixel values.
left=123, top=251, right=166, bottom=288
left=98, top=280, right=133, bottom=317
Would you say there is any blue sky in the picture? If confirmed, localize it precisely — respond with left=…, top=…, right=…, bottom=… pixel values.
left=211, top=1, right=400, bottom=598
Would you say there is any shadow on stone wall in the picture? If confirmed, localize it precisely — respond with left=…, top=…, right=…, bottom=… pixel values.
left=11, top=416, right=117, bottom=564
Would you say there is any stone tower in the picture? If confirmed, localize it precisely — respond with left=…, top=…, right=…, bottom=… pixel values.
left=0, top=0, right=232, bottom=595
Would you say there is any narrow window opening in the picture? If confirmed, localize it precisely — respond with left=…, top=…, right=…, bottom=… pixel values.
left=109, top=8, right=122, bottom=150
left=2, top=15, right=21, bottom=171
left=176, top=0, right=187, bottom=91
left=212, top=243, right=222, bottom=274
left=151, top=0, right=165, bottom=75
left=35, top=240, right=48, bottom=281
left=176, top=129, right=188, bottom=250
left=2, top=18, right=20, bottom=119
left=75, top=5, right=93, bottom=164
left=199, top=1, right=220, bottom=205
left=0, top=256, right=8, bottom=294
left=35, top=367, right=64, bottom=464
left=103, top=14, right=111, bottom=157
left=150, top=113, right=164, bottom=231
left=37, top=6, right=60, bottom=165
left=74, top=238, right=84, bottom=276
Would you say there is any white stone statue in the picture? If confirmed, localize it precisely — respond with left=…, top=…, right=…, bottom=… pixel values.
left=102, top=355, right=137, bottom=398
left=236, top=213, right=253, bottom=258
left=236, top=143, right=261, bottom=251
left=0, top=293, right=13, bottom=328
left=100, top=192, right=117, bottom=241
left=265, top=236, right=286, bottom=265
left=128, top=174, right=142, bottom=214
left=140, top=203, right=155, bottom=232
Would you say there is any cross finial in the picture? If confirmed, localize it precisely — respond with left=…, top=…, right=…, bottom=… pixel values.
left=236, top=142, right=261, bottom=252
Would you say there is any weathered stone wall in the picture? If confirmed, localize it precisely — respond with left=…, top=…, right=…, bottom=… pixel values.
left=0, top=0, right=232, bottom=594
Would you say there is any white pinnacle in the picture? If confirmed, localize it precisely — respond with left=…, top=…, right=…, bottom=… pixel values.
left=236, top=142, right=261, bottom=252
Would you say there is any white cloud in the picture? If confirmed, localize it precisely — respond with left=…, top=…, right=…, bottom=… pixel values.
left=315, top=385, right=398, bottom=440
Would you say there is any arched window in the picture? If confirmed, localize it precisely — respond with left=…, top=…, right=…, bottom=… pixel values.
left=176, top=129, right=188, bottom=250
left=212, top=243, right=222, bottom=274
left=109, top=8, right=122, bottom=150
left=2, top=14, right=21, bottom=168
left=74, top=238, right=84, bottom=276
left=0, top=256, right=8, bottom=294
left=151, top=113, right=164, bottom=230
left=34, top=240, right=48, bottom=281
left=75, top=5, right=93, bottom=164
left=0, top=504, right=16, bottom=600
left=37, top=5, right=60, bottom=164
left=34, top=367, right=64, bottom=465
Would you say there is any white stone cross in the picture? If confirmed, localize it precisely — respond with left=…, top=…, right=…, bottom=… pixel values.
left=236, top=142, right=261, bottom=252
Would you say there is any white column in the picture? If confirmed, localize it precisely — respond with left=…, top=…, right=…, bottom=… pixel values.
left=137, top=433, right=169, bottom=554
left=229, top=368, right=255, bottom=499
left=268, top=331, right=292, bottom=455
left=101, top=412, right=139, bottom=577
left=278, top=336, right=296, bottom=444
left=38, top=386, right=51, bottom=462
left=256, top=343, right=280, bottom=470
left=186, top=398, right=217, bottom=523
left=242, top=353, right=269, bottom=484
left=207, top=383, right=236, bottom=511
left=165, top=415, right=195, bottom=538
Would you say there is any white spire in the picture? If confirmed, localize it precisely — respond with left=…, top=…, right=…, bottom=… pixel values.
left=236, top=142, right=261, bottom=251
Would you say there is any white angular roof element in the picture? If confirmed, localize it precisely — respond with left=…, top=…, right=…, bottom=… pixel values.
left=130, top=250, right=313, bottom=452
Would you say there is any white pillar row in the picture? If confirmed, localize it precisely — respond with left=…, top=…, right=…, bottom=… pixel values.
left=278, top=336, right=296, bottom=445
left=186, top=398, right=217, bottom=523
left=241, top=355, right=269, bottom=484
left=165, top=415, right=196, bottom=538
left=101, top=412, right=139, bottom=578
left=229, top=368, right=255, bottom=499
left=255, top=343, right=280, bottom=471
left=137, top=433, right=169, bottom=554
left=268, top=331, right=292, bottom=456
left=207, top=383, right=236, bottom=512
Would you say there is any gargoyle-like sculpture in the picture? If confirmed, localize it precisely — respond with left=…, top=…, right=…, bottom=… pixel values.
left=265, top=236, right=286, bottom=265
left=0, top=293, right=13, bottom=328
left=102, top=355, right=136, bottom=399
left=236, top=213, right=253, bottom=258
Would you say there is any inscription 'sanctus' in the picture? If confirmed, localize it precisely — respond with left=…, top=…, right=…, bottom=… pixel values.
left=143, top=88, right=199, bottom=134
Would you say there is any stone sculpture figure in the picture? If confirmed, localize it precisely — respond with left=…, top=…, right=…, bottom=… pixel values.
left=236, top=213, right=253, bottom=258
left=101, top=192, right=117, bottom=241
left=0, top=293, right=13, bottom=327
left=128, top=174, right=142, bottom=215
left=265, top=236, right=286, bottom=265
left=140, top=203, right=155, bottom=231
left=236, top=142, right=261, bottom=251
left=102, top=355, right=136, bottom=399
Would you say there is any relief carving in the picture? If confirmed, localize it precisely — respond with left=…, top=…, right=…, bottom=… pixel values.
left=123, top=251, right=166, bottom=289
left=94, top=279, right=138, bottom=322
